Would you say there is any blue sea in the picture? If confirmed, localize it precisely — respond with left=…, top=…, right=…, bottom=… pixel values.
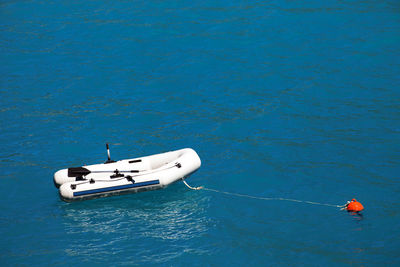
left=1, top=0, right=399, bottom=266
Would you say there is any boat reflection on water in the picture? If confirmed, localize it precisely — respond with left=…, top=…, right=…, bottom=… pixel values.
left=60, top=187, right=211, bottom=264
left=349, top=211, right=364, bottom=221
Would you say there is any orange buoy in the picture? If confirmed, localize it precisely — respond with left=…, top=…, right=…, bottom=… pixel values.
left=346, top=198, right=364, bottom=212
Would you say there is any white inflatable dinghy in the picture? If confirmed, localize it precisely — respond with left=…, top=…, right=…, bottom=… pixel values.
left=54, top=146, right=201, bottom=202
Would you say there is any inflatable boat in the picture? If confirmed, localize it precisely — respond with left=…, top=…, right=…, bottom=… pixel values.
left=54, top=146, right=201, bottom=202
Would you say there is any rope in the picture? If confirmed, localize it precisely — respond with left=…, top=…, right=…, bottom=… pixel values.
left=182, top=179, right=203, bottom=190
left=182, top=180, right=346, bottom=209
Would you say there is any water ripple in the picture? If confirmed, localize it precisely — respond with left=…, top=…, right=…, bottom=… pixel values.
left=60, top=189, right=212, bottom=264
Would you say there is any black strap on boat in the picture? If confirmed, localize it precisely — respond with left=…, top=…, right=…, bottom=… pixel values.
left=75, top=176, right=86, bottom=181
left=110, top=169, right=124, bottom=178
left=125, top=175, right=135, bottom=183
left=129, top=159, right=142, bottom=163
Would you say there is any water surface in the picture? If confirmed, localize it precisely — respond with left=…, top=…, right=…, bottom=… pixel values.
left=1, top=0, right=399, bottom=266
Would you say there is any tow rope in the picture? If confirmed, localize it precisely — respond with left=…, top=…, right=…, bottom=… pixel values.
left=182, top=179, right=362, bottom=210
left=182, top=179, right=203, bottom=190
